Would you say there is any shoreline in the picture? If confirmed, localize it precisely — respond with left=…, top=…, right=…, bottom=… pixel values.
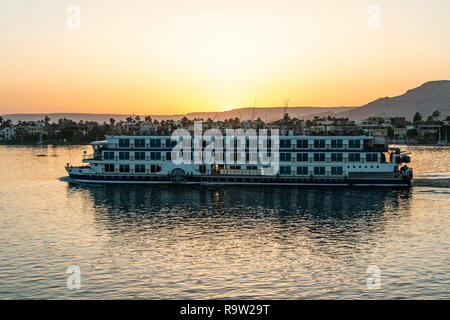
left=0, top=141, right=90, bottom=146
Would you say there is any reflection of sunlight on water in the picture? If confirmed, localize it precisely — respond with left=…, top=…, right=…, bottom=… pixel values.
left=1, top=145, right=450, bottom=299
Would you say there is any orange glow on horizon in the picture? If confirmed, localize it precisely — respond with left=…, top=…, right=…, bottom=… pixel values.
left=0, top=0, right=449, bottom=115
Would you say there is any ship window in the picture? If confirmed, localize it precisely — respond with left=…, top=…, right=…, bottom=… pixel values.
left=119, top=164, right=130, bottom=173
left=280, top=166, right=291, bottom=175
left=103, top=152, right=114, bottom=160
left=119, top=152, right=130, bottom=160
left=150, top=152, right=161, bottom=160
left=331, top=167, right=343, bottom=175
left=280, top=153, right=291, bottom=161
left=297, top=153, right=308, bottom=162
left=135, top=152, right=145, bottom=160
left=134, top=139, right=145, bottom=148
left=135, top=165, right=145, bottom=173
left=166, top=139, right=177, bottom=148
left=119, top=139, right=130, bottom=148
left=297, top=166, right=308, bottom=175
left=331, top=153, right=343, bottom=162
left=314, top=140, right=326, bottom=148
left=348, top=140, right=361, bottom=148
left=150, top=139, right=161, bottom=148
left=314, top=153, right=326, bottom=161
left=348, top=153, right=360, bottom=162
left=166, top=152, right=172, bottom=160
left=331, top=139, right=343, bottom=148
left=280, top=139, right=291, bottom=148
left=314, top=167, right=326, bottom=175
left=150, top=164, right=162, bottom=173
left=366, top=153, right=378, bottom=162
left=105, top=164, right=115, bottom=172
left=297, top=139, right=308, bottom=148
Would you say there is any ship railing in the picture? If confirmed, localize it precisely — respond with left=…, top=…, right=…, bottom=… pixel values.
left=82, top=154, right=102, bottom=160
left=219, top=169, right=261, bottom=176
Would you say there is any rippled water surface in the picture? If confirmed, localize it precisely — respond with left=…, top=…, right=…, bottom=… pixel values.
left=0, top=145, right=449, bottom=299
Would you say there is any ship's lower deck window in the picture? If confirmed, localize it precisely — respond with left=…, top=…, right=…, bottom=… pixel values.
left=348, top=153, right=361, bottom=162
left=297, top=166, right=308, bottom=175
left=119, top=165, right=130, bottom=173
left=331, top=167, right=343, bottom=175
left=135, top=165, right=145, bottom=173
left=366, top=153, right=378, bottom=162
left=151, top=164, right=162, bottom=173
left=280, top=166, right=291, bottom=175
left=314, top=167, right=326, bottom=175
left=105, top=164, right=115, bottom=172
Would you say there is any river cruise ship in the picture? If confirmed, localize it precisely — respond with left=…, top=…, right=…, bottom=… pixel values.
left=65, top=134, right=413, bottom=187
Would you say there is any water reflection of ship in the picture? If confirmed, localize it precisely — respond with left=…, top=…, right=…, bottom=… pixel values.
left=67, top=183, right=411, bottom=240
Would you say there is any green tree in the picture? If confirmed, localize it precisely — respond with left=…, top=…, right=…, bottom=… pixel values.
left=432, top=110, right=441, bottom=122
left=413, top=112, right=422, bottom=123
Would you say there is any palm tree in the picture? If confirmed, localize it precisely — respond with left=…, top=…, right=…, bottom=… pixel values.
left=145, top=116, right=152, bottom=123
left=432, top=110, right=441, bottom=122
left=109, top=118, right=116, bottom=126
left=413, top=112, right=422, bottom=123
left=126, top=116, right=133, bottom=123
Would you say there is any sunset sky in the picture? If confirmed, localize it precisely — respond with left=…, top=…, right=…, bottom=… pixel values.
left=1, top=0, right=449, bottom=115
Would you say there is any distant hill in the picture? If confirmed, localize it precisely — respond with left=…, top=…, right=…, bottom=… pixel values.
left=2, top=80, right=449, bottom=123
left=334, top=80, right=450, bottom=121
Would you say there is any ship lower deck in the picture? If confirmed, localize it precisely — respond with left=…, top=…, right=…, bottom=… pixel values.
left=67, top=173, right=411, bottom=187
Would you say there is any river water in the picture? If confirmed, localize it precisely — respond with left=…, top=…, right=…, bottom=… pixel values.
left=0, top=145, right=449, bottom=299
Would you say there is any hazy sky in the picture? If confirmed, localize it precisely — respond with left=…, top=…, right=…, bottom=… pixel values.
left=1, top=0, right=449, bottom=115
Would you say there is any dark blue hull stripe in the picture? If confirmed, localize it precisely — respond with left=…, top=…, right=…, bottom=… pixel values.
left=68, top=174, right=409, bottom=186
